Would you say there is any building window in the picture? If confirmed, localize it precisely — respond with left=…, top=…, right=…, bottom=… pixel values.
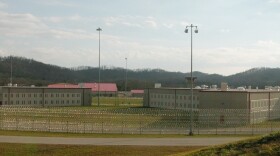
left=4, top=94, right=7, bottom=97
left=72, top=94, right=75, bottom=97
left=51, top=94, right=54, bottom=97
left=67, top=94, right=69, bottom=97
left=10, top=94, right=13, bottom=98
left=28, top=94, right=31, bottom=97
left=34, top=101, right=37, bottom=104
left=56, top=94, right=59, bottom=97
left=45, top=94, right=48, bottom=97
left=62, top=94, right=64, bottom=97
left=34, top=94, right=37, bottom=98
left=220, top=115, right=225, bottom=124
left=22, top=94, right=25, bottom=98
left=16, top=94, right=19, bottom=97
left=77, top=94, right=80, bottom=97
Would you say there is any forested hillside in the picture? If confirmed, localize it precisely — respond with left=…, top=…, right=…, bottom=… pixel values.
left=1, top=56, right=279, bottom=90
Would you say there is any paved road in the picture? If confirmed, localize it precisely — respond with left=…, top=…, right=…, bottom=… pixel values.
left=0, top=136, right=247, bottom=146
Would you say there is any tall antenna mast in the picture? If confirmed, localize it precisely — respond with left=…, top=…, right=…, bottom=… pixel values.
left=10, top=56, right=13, bottom=85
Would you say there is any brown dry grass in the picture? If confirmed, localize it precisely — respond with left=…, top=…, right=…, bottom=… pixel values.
left=0, top=143, right=204, bottom=156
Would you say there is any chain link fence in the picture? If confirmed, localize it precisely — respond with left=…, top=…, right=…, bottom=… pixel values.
left=0, top=106, right=280, bottom=135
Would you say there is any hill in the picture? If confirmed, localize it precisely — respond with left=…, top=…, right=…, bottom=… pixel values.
left=186, top=132, right=280, bottom=156
left=0, top=56, right=279, bottom=90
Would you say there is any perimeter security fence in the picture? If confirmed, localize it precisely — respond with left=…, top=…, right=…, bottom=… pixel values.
left=0, top=106, right=280, bottom=135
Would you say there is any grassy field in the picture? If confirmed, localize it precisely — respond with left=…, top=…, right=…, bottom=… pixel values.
left=0, top=143, right=204, bottom=156
left=91, top=97, right=143, bottom=107
left=178, top=132, right=280, bottom=156
left=0, top=130, right=255, bottom=138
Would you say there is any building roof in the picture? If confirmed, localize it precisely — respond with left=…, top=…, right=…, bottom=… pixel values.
left=200, top=89, right=280, bottom=93
left=48, top=83, right=79, bottom=88
left=1, top=86, right=90, bottom=90
left=80, top=83, right=118, bottom=92
left=131, top=90, right=144, bottom=94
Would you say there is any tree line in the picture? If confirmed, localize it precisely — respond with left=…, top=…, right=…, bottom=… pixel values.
left=1, top=56, right=279, bottom=90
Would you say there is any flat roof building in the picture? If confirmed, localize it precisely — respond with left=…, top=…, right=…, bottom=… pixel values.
left=0, top=86, right=92, bottom=107
left=144, top=87, right=280, bottom=124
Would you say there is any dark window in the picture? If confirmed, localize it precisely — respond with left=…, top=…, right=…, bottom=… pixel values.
left=220, top=115, right=225, bottom=124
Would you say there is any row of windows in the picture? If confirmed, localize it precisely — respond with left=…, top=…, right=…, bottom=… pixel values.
left=150, top=101, right=199, bottom=108
left=4, top=93, right=81, bottom=98
left=4, top=100, right=81, bottom=105
left=150, top=94, right=199, bottom=101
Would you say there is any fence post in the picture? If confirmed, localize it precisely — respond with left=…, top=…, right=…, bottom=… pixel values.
left=0, top=108, right=2, bottom=130
left=138, top=112, right=141, bottom=135
left=67, top=121, right=69, bottom=133
left=176, top=111, right=178, bottom=134
left=251, top=112, right=254, bottom=135
left=270, top=121, right=273, bottom=133
left=83, top=122, right=86, bottom=134
left=32, top=119, right=35, bottom=131
left=139, top=121, right=142, bottom=134
left=48, top=107, right=50, bottom=132
left=102, top=122, right=104, bottom=134
left=216, top=121, right=218, bottom=135
left=101, top=111, right=104, bottom=134
left=122, top=121, right=124, bottom=134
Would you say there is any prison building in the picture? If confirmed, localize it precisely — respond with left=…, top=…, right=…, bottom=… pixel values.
left=199, top=89, right=280, bottom=124
left=143, top=87, right=280, bottom=124
left=79, top=83, right=118, bottom=97
left=143, top=88, right=201, bottom=110
left=0, top=86, right=92, bottom=107
left=48, top=82, right=118, bottom=97
left=131, top=90, right=144, bottom=97
left=48, top=83, right=79, bottom=88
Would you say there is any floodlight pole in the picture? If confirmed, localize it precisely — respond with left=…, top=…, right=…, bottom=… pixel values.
left=125, top=58, right=128, bottom=93
left=185, top=24, right=198, bottom=136
left=97, top=27, right=102, bottom=107
left=10, top=56, right=13, bottom=85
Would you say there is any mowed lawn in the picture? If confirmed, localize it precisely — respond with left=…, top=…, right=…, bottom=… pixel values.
left=92, top=97, right=143, bottom=106
left=0, top=143, right=204, bottom=156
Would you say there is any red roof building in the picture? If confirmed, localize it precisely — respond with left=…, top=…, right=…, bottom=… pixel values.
left=131, top=90, right=144, bottom=94
left=131, top=89, right=144, bottom=97
left=48, top=83, right=79, bottom=88
left=79, top=83, right=118, bottom=93
left=48, top=83, right=118, bottom=96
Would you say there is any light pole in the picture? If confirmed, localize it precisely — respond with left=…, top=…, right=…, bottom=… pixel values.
left=124, top=58, right=128, bottom=104
left=10, top=56, right=13, bottom=85
left=96, top=27, right=102, bottom=107
left=125, top=58, right=128, bottom=93
left=185, top=24, right=198, bottom=135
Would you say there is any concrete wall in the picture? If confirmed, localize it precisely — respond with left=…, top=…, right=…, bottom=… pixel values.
left=199, top=91, right=248, bottom=109
left=143, top=88, right=200, bottom=110
left=0, top=87, right=92, bottom=107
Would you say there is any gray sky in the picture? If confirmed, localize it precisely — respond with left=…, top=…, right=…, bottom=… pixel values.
left=1, top=0, right=280, bottom=76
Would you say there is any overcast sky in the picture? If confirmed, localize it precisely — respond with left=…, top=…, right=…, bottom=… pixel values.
left=1, top=0, right=280, bottom=76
